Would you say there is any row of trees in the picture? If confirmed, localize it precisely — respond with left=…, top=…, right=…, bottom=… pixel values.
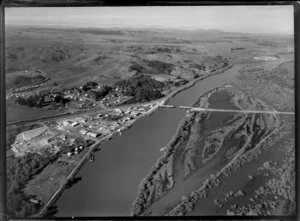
left=15, top=92, right=70, bottom=108
left=12, top=75, right=46, bottom=89
left=144, top=60, right=174, bottom=74
left=82, top=81, right=99, bottom=91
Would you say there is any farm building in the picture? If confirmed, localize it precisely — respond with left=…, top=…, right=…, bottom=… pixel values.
left=80, top=130, right=88, bottom=135
left=62, top=120, right=79, bottom=127
left=87, top=132, right=101, bottom=138
left=29, top=198, right=41, bottom=204
left=114, top=108, right=122, bottom=114
left=74, top=117, right=87, bottom=123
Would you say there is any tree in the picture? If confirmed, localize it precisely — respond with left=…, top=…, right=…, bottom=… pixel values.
left=82, top=81, right=98, bottom=91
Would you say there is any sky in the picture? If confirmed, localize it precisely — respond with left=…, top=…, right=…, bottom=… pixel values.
left=5, top=6, right=294, bottom=35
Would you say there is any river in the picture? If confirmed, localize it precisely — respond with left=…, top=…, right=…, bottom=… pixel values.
left=54, top=53, right=292, bottom=216
left=54, top=64, right=243, bottom=216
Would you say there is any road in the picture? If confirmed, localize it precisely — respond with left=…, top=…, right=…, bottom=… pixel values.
left=37, top=133, right=110, bottom=216
left=6, top=94, right=163, bottom=128
left=7, top=63, right=234, bottom=129
left=178, top=106, right=295, bottom=115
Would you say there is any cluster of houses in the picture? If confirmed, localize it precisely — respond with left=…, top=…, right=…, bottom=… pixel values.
left=101, top=87, right=128, bottom=106
left=114, top=107, right=144, bottom=117
left=8, top=90, right=37, bottom=100
left=54, top=105, right=153, bottom=158
left=13, top=82, right=47, bottom=92
left=66, top=145, right=85, bottom=157
left=60, top=88, right=80, bottom=97
left=79, top=129, right=101, bottom=138
left=62, top=120, right=79, bottom=127
left=58, top=118, right=102, bottom=138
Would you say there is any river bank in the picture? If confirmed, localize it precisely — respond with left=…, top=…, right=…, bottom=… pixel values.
left=34, top=63, right=235, bottom=217
left=132, top=84, right=280, bottom=216
left=166, top=102, right=281, bottom=216
left=53, top=53, right=290, bottom=216
left=53, top=61, right=240, bottom=216
left=36, top=101, right=162, bottom=217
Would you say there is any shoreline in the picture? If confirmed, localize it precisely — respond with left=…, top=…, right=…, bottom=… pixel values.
left=131, top=85, right=231, bottom=215
left=36, top=97, right=164, bottom=217
left=162, top=64, right=234, bottom=106
left=165, top=102, right=281, bottom=216
left=35, top=63, right=234, bottom=217
left=132, top=84, right=280, bottom=216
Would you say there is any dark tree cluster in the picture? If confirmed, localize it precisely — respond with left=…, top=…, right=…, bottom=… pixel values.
left=189, top=63, right=206, bottom=71
left=86, top=85, right=112, bottom=101
left=128, top=62, right=148, bottom=74
left=82, top=81, right=98, bottom=91
left=116, top=75, right=164, bottom=103
left=7, top=153, right=58, bottom=217
left=15, top=95, right=43, bottom=108
left=144, top=60, right=174, bottom=74
left=174, top=79, right=189, bottom=87
left=15, top=92, right=70, bottom=109
left=156, top=47, right=172, bottom=53
left=13, top=75, right=46, bottom=88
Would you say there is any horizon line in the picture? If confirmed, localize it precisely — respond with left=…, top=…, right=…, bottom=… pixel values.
left=5, top=24, right=294, bottom=37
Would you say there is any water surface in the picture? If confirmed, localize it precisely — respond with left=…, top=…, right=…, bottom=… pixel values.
left=55, top=56, right=289, bottom=216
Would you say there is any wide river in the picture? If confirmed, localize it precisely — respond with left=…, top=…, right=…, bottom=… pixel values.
left=55, top=54, right=292, bottom=216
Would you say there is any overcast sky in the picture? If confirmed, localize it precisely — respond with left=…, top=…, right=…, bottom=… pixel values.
left=5, top=6, right=294, bottom=35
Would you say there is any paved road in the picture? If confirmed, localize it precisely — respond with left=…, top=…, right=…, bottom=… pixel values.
left=7, top=97, right=164, bottom=128
left=178, top=106, right=295, bottom=115
left=37, top=133, right=110, bottom=216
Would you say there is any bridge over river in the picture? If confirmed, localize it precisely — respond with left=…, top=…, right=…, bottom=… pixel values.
left=159, top=104, right=295, bottom=115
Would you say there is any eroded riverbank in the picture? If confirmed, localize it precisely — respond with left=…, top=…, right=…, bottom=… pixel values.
left=54, top=64, right=242, bottom=216
left=54, top=54, right=292, bottom=216
left=132, top=85, right=280, bottom=216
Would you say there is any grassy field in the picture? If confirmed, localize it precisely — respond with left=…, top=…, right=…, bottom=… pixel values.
left=5, top=26, right=238, bottom=123
left=23, top=147, right=90, bottom=204
left=6, top=100, right=58, bottom=124
left=233, top=59, right=294, bottom=112
left=6, top=26, right=292, bottom=124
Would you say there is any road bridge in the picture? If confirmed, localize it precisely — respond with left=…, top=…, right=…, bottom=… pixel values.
left=159, top=104, right=175, bottom=108
left=179, top=106, right=295, bottom=115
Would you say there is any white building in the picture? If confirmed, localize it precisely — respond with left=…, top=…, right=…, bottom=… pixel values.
left=80, top=130, right=88, bottom=135
left=87, top=132, right=100, bottom=138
